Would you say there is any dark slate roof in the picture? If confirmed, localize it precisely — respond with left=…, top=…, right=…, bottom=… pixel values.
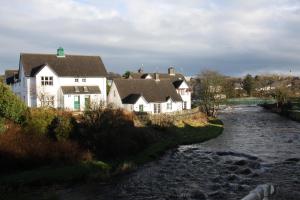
left=114, top=79, right=182, bottom=103
left=61, top=86, right=101, bottom=94
left=130, top=72, right=185, bottom=82
left=122, top=94, right=143, bottom=104
left=20, top=53, right=107, bottom=77
left=5, top=70, right=18, bottom=84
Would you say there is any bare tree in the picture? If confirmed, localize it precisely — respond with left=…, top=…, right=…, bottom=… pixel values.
left=195, top=70, right=225, bottom=117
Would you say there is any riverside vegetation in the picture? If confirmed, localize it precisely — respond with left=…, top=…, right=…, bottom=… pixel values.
left=0, top=81, right=223, bottom=194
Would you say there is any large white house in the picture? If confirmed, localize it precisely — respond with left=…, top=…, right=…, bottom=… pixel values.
left=108, top=67, right=191, bottom=114
left=7, top=48, right=107, bottom=111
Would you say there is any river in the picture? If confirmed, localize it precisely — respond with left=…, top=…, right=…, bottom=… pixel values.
left=59, top=106, right=300, bottom=200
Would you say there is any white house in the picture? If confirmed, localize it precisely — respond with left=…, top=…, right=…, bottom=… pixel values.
left=8, top=48, right=107, bottom=111
left=108, top=67, right=191, bottom=114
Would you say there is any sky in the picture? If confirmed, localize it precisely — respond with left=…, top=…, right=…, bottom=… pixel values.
left=0, top=0, right=300, bottom=76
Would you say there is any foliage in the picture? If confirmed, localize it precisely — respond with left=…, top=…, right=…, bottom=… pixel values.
left=194, top=70, right=225, bottom=117
left=0, top=117, right=5, bottom=133
left=48, top=112, right=75, bottom=141
left=0, top=81, right=27, bottom=123
left=123, top=70, right=132, bottom=78
left=272, top=86, right=292, bottom=107
left=24, top=108, right=56, bottom=136
left=0, top=128, right=91, bottom=172
left=242, top=74, right=255, bottom=96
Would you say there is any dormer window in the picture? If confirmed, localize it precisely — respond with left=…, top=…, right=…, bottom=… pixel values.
left=41, top=76, right=53, bottom=86
left=75, top=86, right=80, bottom=93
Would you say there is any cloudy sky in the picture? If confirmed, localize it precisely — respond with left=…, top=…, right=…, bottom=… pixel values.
left=1, top=0, right=300, bottom=76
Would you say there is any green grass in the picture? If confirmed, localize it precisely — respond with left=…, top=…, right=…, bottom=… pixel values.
left=0, top=161, right=110, bottom=189
left=132, top=119, right=223, bottom=164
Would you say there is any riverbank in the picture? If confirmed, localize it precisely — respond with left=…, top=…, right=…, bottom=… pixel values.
left=261, top=102, right=300, bottom=122
left=0, top=113, right=223, bottom=199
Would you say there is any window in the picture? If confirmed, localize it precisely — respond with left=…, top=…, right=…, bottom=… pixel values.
left=41, top=76, right=53, bottom=86
left=183, top=101, right=187, bottom=110
left=154, top=103, right=161, bottom=114
left=178, top=89, right=185, bottom=95
left=75, top=78, right=79, bottom=82
left=167, top=102, right=172, bottom=110
left=139, top=104, right=144, bottom=112
left=82, top=78, right=86, bottom=82
left=41, top=96, right=54, bottom=107
left=113, top=90, right=116, bottom=97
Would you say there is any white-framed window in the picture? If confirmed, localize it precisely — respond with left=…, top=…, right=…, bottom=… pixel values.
left=75, top=78, right=79, bottom=82
left=41, top=96, right=54, bottom=107
left=41, top=76, right=53, bottom=86
left=154, top=103, right=161, bottom=114
left=167, top=102, right=172, bottom=110
left=82, top=78, right=86, bottom=82
left=113, top=90, right=116, bottom=97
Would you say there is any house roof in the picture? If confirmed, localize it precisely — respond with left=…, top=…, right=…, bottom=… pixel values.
left=20, top=53, right=107, bottom=77
left=122, top=94, right=144, bottom=104
left=173, top=80, right=184, bottom=89
left=5, top=70, right=18, bottom=84
left=61, top=86, right=101, bottom=94
left=129, top=72, right=185, bottom=82
left=114, top=79, right=182, bottom=103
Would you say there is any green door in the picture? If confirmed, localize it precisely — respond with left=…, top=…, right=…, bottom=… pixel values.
left=74, top=96, right=80, bottom=110
left=85, top=95, right=90, bottom=110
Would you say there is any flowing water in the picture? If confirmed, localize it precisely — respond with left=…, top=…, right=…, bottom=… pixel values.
left=59, top=106, right=300, bottom=200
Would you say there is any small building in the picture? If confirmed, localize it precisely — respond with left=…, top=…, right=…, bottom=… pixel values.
left=9, top=48, right=107, bottom=111
left=108, top=67, right=191, bottom=113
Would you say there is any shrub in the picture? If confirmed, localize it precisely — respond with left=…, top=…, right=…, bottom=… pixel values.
left=0, top=82, right=27, bottom=123
left=0, top=128, right=91, bottom=172
left=0, top=117, right=5, bottom=133
left=24, top=108, right=56, bottom=136
left=48, top=112, right=76, bottom=141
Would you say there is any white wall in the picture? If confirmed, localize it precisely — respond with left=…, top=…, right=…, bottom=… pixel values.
left=107, top=82, right=123, bottom=108
left=177, top=81, right=191, bottom=110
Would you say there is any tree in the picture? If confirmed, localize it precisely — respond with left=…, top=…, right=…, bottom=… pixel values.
left=242, top=74, right=254, bottom=96
left=123, top=71, right=132, bottom=78
left=272, top=86, right=292, bottom=108
left=0, top=81, right=27, bottom=123
left=195, top=70, right=225, bottom=117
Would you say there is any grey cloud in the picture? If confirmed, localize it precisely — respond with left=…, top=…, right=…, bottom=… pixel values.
left=0, top=0, right=300, bottom=77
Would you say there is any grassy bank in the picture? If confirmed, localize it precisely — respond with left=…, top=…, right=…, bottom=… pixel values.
left=132, top=118, right=223, bottom=165
left=261, top=98, right=300, bottom=122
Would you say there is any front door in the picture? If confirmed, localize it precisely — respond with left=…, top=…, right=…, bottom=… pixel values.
left=74, top=96, right=80, bottom=110
left=85, top=95, right=90, bottom=110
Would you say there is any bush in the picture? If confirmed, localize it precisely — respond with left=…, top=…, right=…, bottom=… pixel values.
left=0, top=82, right=27, bottom=123
left=0, top=128, right=91, bottom=172
left=0, top=117, right=5, bottom=133
left=24, top=108, right=56, bottom=136
left=48, top=112, right=76, bottom=141
left=78, top=108, right=163, bottom=159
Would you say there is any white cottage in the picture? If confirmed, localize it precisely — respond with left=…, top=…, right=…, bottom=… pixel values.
left=108, top=68, right=191, bottom=114
left=9, top=48, right=107, bottom=111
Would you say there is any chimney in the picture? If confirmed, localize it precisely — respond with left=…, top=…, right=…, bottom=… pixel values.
left=57, top=47, right=65, bottom=58
left=168, top=66, right=175, bottom=76
left=154, top=73, right=160, bottom=81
